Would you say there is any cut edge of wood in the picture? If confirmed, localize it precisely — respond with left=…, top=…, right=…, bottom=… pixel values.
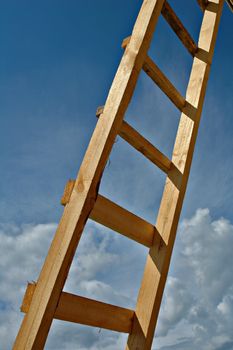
left=61, top=179, right=76, bottom=206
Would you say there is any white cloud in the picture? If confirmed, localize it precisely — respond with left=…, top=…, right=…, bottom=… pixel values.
left=156, top=208, right=233, bottom=350
left=0, top=222, right=56, bottom=349
left=156, top=277, right=193, bottom=337
left=0, top=221, right=142, bottom=349
left=1, top=208, right=233, bottom=349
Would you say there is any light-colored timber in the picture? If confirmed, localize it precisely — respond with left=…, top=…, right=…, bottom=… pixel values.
left=126, top=1, right=224, bottom=349
left=13, top=1, right=166, bottom=349
left=143, top=55, right=186, bottom=111
left=161, top=2, right=197, bottom=56
left=97, top=106, right=172, bottom=173
left=61, top=179, right=75, bottom=206
left=61, top=179, right=156, bottom=247
left=122, top=39, right=186, bottom=111
left=22, top=283, right=134, bottom=333
left=60, top=179, right=75, bottom=206
left=13, top=0, right=226, bottom=349
left=121, top=36, right=131, bottom=49
left=90, top=194, right=156, bottom=247
left=120, top=121, right=171, bottom=173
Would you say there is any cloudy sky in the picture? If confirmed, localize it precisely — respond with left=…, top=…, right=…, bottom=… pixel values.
left=0, top=1, right=233, bottom=349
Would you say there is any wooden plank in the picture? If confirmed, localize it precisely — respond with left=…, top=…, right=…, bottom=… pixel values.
left=120, top=121, right=171, bottom=173
left=90, top=194, right=156, bottom=247
left=161, top=2, right=198, bottom=56
left=22, top=283, right=134, bottom=333
left=122, top=38, right=186, bottom=111
left=13, top=1, right=166, bottom=349
left=60, top=179, right=75, bottom=206
left=126, top=1, right=224, bottom=349
left=61, top=178, right=156, bottom=247
left=143, top=55, right=186, bottom=111
left=97, top=106, right=171, bottom=173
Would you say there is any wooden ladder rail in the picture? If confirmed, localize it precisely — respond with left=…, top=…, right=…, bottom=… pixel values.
left=13, top=0, right=224, bottom=349
left=126, top=1, right=224, bottom=349
left=13, top=1, right=166, bottom=349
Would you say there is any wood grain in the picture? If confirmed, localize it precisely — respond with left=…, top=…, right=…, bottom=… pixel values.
left=90, top=194, right=156, bottom=247
left=162, top=2, right=197, bottom=56
left=61, top=179, right=156, bottom=247
left=121, top=121, right=172, bottom=173
left=126, top=1, right=224, bottom=349
left=21, top=283, right=134, bottom=333
left=97, top=106, right=171, bottom=173
left=60, top=179, right=75, bottom=206
left=13, top=1, right=166, bottom=349
left=143, top=55, right=186, bottom=111
left=122, top=39, right=186, bottom=111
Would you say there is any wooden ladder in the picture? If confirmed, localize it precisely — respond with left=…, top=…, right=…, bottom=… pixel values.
left=13, top=0, right=224, bottom=349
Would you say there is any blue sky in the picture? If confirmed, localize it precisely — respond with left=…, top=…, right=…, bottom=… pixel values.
left=0, top=1, right=233, bottom=349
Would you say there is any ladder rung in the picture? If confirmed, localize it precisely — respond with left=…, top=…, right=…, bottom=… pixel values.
left=21, top=283, right=134, bottom=333
left=90, top=194, right=156, bottom=247
left=196, top=0, right=208, bottom=11
left=96, top=107, right=171, bottom=173
left=161, top=2, right=198, bottom=56
left=143, top=55, right=186, bottom=111
left=61, top=181, right=156, bottom=247
left=121, top=121, right=171, bottom=173
left=121, top=39, right=185, bottom=111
